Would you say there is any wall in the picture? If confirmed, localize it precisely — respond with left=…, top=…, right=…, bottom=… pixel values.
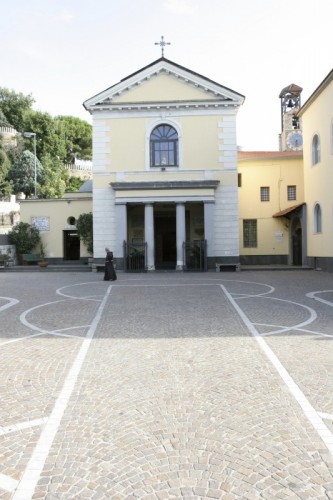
left=302, top=79, right=333, bottom=262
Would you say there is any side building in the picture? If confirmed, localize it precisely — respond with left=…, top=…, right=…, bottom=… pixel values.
left=238, top=151, right=305, bottom=266
left=298, top=69, right=333, bottom=272
left=19, top=183, right=92, bottom=263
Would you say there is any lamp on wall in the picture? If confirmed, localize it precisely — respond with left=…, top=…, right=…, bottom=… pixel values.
left=23, top=132, right=37, bottom=198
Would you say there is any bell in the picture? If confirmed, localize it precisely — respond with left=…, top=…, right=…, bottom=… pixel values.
left=287, top=99, right=294, bottom=108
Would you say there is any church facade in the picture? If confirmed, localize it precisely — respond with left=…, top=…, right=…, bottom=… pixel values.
left=84, top=58, right=245, bottom=270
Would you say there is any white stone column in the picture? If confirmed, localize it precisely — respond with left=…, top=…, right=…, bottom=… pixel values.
left=145, top=203, right=155, bottom=271
left=115, top=203, right=127, bottom=261
left=204, top=201, right=215, bottom=257
left=176, top=202, right=186, bottom=270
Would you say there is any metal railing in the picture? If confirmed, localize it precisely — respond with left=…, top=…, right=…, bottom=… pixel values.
left=183, top=240, right=207, bottom=271
left=123, top=240, right=147, bottom=272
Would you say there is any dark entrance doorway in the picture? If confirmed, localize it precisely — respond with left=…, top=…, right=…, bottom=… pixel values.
left=154, top=211, right=176, bottom=269
left=292, top=226, right=302, bottom=265
left=63, top=230, right=80, bottom=260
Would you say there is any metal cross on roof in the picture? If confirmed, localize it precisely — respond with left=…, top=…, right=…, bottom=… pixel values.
left=154, top=36, right=171, bottom=57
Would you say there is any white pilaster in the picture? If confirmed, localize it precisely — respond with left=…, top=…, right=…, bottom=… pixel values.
left=204, top=201, right=215, bottom=257
left=176, top=203, right=186, bottom=270
left=115, top=204, right=127, bottom=259
left=145, top=203, right=155, bottom=271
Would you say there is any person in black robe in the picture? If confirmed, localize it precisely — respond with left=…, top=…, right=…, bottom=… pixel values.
left=104, top=248, right=117, bottom=281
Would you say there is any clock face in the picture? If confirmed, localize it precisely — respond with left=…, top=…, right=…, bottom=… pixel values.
left=286, top=131, right=303, bottom=150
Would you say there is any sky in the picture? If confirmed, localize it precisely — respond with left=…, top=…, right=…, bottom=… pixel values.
left=1, top=0, right=332, bottom=151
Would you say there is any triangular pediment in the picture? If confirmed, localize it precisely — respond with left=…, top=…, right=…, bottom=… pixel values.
left=84, top=58, right=245, bottom=112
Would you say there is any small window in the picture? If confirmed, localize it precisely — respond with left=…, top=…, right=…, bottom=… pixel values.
left=238, top=173, right=242, bottom=187
left=67, top=216, right=76, bottom=225
left=312, top=134, right=321, bottom=165
left=314, top=203, right=322, bottom=233
left=150, top=124, right=178, bottom=167
left=260, top=186, right=270, bottom=202
left=287, top=185, right=296, bottom=201
left=243, top=219, right=257, bottom=248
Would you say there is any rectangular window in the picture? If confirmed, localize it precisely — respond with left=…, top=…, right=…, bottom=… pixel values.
left=238, top=173, right=242, bottom=187
left=287, top=185, right=296, bottom=201
left=243, top=219, right=257, bottom=248
left=260, top=186, right=270, bottom=201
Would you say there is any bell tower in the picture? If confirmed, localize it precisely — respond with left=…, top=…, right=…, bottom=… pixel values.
left=279, top=83, right=303, bottom=151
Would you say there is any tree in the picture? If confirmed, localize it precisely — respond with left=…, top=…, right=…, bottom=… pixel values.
left=76, top=212, right=93, bottom=255
left=23, top=110, right=66, bottom=161
left=55, top=116, right=92, bottom=163
left=0, top=109, right=12, bottom=127
left=9, top=150, right=44, bottom=197
left=65, top=175, right=85, bottom=192
left=38, top=154, right=66, bottom=198
left=9, top=222, right=40, bottom=255
left=0, top=145, right=13, bottom=198
left=0, top=88, right=34, bottom=132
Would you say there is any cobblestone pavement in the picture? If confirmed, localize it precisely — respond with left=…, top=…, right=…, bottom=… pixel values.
left=0, top=270, right=333, bottom=499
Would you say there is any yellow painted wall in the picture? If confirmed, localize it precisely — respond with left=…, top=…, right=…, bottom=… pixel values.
left=302, top=80, right=333, bottom=257
left=113, top=73, right=219, bottom=103
left=103, top=114, right=226, bottom=175
left=238, top=156, right=304, bottom=255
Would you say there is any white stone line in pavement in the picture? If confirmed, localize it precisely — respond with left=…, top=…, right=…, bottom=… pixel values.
left=220, top=284, right=333, bottom=456
left=319, top=412, right=333, bottom=420
left=20, top=300, right=92, bottom=337
left=0, top=333, right=44, bottom=346
left=259, top=325, right=333, bottom=339
left=12, top=285, right=113, bottom=500
left=0, top=326, right=91, bottom=348
left=0, top=418, right=48, bottom=436
left=56, top=281, right=105, bottom=299
left=0, top=473, right=18, bottom=492
left=250, top=296, right=317, bottom=335
left=20, top=299, right=71, bottom=334
left=0, top=296, right=19, bottom=312
left=307, top=290, right=333, bottom=307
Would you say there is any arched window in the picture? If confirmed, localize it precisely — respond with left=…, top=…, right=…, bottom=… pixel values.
left=312, top=134, right=321, bottom=165
left=150, top=124, right=178, bottom=167
left=314, top=203, right=322, bottom=233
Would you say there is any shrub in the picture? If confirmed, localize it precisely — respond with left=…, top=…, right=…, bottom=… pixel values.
left=9, top=222, right=40, bottom=254
left=76, top=212, right=93, bottom=255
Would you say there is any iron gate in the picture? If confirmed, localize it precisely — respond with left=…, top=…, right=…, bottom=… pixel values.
left=123, top=240, right=147, bottom=272
left=183, top=240, right=207, bottom=271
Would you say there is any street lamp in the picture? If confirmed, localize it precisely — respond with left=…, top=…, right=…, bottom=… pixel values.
left=23, top=132, right=37, bottom=198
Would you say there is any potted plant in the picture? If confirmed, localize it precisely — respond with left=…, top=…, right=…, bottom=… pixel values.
left=0, top=252, right=10, bottom=267
left=8, top=222, right=41, bottom=264
left=38, top=241, right=48, bottom=267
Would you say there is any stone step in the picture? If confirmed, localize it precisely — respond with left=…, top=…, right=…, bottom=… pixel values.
left=1, top=265, right=91, bottom=272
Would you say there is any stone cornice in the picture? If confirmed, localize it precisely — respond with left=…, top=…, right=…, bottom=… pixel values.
left=88, top=100, right=239, bottom=113
left=111, top=180, right=220, bottom=190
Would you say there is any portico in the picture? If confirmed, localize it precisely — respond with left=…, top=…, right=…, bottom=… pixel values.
left=113, top=180, right=219, bottom=271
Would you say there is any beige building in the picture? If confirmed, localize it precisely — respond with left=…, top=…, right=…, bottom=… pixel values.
left=238, top=151, right=305, bottom=265
left=19, top=184, right=92, bottom=262
left=83, top=57, right=245, bottom=271
left=298, top=69, right=333, bottom=271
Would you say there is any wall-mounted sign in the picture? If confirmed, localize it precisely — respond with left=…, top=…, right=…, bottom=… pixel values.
left=31, top=216, right=50, bottom=231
